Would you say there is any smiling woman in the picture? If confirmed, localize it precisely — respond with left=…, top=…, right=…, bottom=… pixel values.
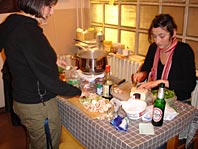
left=0, top=0, right=19, bottom=13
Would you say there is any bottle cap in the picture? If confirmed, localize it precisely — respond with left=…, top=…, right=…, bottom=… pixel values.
left=105, top=65, right=110, bottom=71
left=159, top=83, right=165, bottom=88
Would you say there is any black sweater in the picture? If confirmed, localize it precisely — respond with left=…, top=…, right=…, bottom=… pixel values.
left=0, top=14, right=81, bottom=104
left=141, top=42, right=196, bottom=100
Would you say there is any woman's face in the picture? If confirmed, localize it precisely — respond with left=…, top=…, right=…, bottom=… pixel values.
left=41, top=5, right=55, bottom=20
left=152, top=27, right=173, bottom=50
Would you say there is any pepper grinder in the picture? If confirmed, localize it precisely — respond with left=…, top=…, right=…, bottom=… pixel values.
left=96, top=31, right=104, bottom=50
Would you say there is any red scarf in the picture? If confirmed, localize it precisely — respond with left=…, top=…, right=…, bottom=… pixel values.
left=148, top=38, right=178, bottom=81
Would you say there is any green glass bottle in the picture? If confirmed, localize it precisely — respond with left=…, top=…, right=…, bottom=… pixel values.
left=152, top=83, right=166, bottom=126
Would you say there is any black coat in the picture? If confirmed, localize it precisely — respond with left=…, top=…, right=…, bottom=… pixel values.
left=0, top=14, right=81, bottom=104
left=141, top=42, right=196, bottom=100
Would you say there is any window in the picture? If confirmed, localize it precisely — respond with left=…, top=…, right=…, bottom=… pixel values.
left=89, top=0, right=198, bottom=69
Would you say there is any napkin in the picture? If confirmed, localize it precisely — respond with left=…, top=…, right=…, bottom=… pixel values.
left=141, top=104, right=179, bottom=121
left=139, top=123, right=155, bottom=135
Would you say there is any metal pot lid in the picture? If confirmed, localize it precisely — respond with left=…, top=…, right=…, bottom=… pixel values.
left=77, top=48, right=107, bottom=59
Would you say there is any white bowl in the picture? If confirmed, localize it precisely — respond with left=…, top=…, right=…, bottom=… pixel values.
left=122, top=99, right=147, bottom=120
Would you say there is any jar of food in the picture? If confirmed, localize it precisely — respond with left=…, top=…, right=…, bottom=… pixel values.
left=65, top=67, right=80, bottom=88
left=95, top=77, right=103, bottom=96
left=80, top=79, right=96, bottom=94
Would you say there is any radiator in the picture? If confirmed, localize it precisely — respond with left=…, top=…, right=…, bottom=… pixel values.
left=107, top=54, right=144, bottom=82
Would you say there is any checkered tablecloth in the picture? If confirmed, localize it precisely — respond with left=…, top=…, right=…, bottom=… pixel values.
left=186, top=107, right=198, bottom=148
left=57, top=97, right=198, bottom=149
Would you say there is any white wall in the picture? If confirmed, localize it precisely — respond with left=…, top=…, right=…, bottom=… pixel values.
left=0, top=13, right=10, bottom=22
left=55, top=0, right=89, bottom=9
left=42, top=0, right=90, bottom=55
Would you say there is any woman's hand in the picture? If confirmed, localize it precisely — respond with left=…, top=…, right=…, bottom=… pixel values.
left=131, top=71, right=147, bottom=83
left=138, top=80, right=169, bottom=89
left=56, top=59, right=67, bottom=69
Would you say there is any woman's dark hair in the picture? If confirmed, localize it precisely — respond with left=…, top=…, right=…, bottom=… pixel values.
left=17, top=0, right=58, bottom=18
left=148, top=14, right=177, bottom=43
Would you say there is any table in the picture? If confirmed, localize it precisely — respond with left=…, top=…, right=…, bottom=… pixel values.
left=57, top=97, right=198, bottom=149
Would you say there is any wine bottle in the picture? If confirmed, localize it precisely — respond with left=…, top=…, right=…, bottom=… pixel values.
left=102, top=65, right=113, bottom=100
left=152, top=83, right=166, bottom=126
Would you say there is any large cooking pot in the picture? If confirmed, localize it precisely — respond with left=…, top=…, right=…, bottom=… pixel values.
left=75, top=47, right=107, bottom=74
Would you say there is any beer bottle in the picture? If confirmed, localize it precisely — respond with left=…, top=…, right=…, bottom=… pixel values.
left=152, top=83, right=166, bottom=126
left=102, top=65, right=113, bottom=100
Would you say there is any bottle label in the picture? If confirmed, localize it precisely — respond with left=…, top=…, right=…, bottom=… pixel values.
left=103, top=84, right=111, bottom=97
left=158, top=87, right=164, bottom=99
left=152, top=107, right=163, bottom=122
left=96, top=84, right=103, bottom=95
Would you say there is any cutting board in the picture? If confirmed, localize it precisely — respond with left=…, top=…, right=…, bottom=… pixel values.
left=66, top=96, right=105, bottom=119
left=111, top=82, right=132, bottom=101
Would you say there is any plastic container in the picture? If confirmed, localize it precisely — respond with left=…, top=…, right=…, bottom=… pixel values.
left=95, top=77, right=103, bottom=95
left=65, top=67, right=80, bottom=88
left=122, top=99, right=147, bottom=120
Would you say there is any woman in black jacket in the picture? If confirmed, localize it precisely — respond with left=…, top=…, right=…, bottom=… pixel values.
left=0, top=0, right=82, bottom=148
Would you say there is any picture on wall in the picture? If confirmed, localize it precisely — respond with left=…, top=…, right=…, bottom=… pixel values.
left=0, top=0, right=19, bottom=13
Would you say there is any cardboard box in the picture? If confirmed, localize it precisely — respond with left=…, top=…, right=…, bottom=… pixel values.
left=76, top=28, right=95, bottom=41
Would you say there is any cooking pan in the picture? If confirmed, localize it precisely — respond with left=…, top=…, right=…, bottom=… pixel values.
left=75, top=46, right=107, bottom=74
